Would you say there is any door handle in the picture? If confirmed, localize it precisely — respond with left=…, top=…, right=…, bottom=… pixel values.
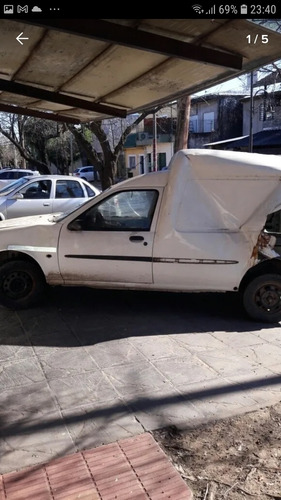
left=129, top=235, right=144, bottom=242
left=43, top=203, right=50, bottom=206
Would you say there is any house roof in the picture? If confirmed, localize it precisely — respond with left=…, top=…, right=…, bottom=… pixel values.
left=191, top=92, right=247, bottom=102
left=253, top=70, right=281, bottom=87
left=1, top=18, right=281, bottom=123
left=205, top=129, right=281, bottom=149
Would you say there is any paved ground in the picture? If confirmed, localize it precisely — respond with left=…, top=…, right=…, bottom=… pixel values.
left=0, top=433, right=193, bottom=499
left=1, top=286, right=281, bottom=484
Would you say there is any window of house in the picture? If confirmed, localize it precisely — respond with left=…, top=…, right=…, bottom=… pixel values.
left=128, top=155, right=136, bottom=169
left=147, top=153, right=152, bottom=171
left=189, top=115, right=198, bottom=132
left=203, top=112, right=215, bottom=132
left=259, top=103, right=275, bottom=121
left=158, top=152, right=166, bottom=169
left=265, top=107, right=275, bottom=120
left=139, top=155, right=145, bottom=174
left=259, top=103, right=265, bottom=121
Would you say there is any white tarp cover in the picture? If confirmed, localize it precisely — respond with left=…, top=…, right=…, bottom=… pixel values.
left=167, top=149, right=281, bottom=232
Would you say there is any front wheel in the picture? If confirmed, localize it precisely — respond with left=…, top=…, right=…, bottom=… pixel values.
left=0, top=260, right=46, bottom=309
left=243, top=273, right=281, bottom=323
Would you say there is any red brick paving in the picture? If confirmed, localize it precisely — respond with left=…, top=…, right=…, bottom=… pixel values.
left=0, top=433, right=193, bottom=499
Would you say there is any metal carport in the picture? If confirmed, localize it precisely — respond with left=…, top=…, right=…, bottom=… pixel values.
left=0, top=18, right=281, bottom=122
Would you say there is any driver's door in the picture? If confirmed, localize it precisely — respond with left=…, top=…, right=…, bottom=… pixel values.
left=58, top=189, right=160, bottom=284
left=6, top=179, right=53, bottom=218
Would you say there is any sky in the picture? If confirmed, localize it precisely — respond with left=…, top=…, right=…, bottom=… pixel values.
left=194, top=20, right=281, bottom=98
left=194, top=76, right=248, bottom=97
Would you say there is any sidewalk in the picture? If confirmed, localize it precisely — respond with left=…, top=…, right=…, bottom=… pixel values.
left=1, top=290, right=281, bottom=498
left=0, top=433, right=193, bottom=500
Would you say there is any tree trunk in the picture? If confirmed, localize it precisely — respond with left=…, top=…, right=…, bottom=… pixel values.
left=89, top=121, right=117, bottom=190
left=174, top=95, right=191, bottom=153
left=101, top=156, right=115, bottom=190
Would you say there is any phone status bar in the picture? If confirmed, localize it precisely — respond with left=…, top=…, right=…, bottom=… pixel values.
left=1, top=4, right=281, bottom=18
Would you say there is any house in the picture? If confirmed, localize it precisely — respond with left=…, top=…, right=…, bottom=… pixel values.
left=205, top=73, right=281, bottom=154
left=123, top=94, right=245, bottom=176
left=123, top=108, right=177, bottom=177
left=188, top=92, right=245, bottom=148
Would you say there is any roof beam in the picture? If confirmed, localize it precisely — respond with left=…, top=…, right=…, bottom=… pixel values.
left=0, top=79, right=127, bottom=118
left=0, top=102, right=81, bottom=123
left=25, top=19, right=243, bottom=70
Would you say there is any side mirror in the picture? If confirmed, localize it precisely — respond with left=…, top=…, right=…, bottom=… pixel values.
left=68, top=220, right=82, bottom=231
left=8, top=193, right=24, bottom=200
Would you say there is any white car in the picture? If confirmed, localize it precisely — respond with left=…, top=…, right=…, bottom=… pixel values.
left=73, top=166, right=99, bottom=182
left=0, top=175, right=100, bottom=220
left=0, top=168, right=40, bottom=188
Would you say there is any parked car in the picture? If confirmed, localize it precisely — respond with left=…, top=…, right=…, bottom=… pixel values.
left=0, top=175, right=100, bottom=220
left=0, top=168, right=39, bottom=188
left=0, top=149, right=280, bottom=323
left=73, top=166, right=99, bottom=182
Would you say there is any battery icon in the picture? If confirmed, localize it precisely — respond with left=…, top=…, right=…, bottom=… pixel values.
left=240, top=4, right=248, bottom=14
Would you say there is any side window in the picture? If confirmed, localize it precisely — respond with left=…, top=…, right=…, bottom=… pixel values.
left=0, top=171, right=13, bottom=179
left=85, top=184, right=97, bottom=197
left=56, top=180, right=84, bottom=198
left=17, top=172, right=28, bottom=179
left=20, top=180, right=51, bottom=199
left=70, top=190, right=158, bottom=231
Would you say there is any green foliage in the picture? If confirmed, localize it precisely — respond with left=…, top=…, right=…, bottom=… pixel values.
left=82, top=126, right=93, bottom=143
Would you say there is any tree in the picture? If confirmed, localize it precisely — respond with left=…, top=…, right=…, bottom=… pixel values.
left=0, top=114, right=62, bottom=174
left=46, top=130, right=79, bottom=174
left=67, top=107, right=162, bottom=191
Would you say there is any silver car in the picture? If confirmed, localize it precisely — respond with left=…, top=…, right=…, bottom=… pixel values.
left=0, top=175, right=100, bottom=220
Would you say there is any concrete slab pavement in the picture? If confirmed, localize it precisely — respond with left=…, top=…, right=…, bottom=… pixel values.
left=0, top=287, right=281, bottom=480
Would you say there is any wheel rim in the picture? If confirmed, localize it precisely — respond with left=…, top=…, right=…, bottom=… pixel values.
left=255, top=283, right=281, bottom=314
left=2, top=270, right=33, bottom=300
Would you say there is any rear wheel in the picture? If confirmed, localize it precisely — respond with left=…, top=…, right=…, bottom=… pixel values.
left=0, top=260, right=46, bottom=309
left=243, top=273, right=281, bottom=323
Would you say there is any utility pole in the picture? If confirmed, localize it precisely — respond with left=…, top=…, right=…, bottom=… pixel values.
left=152, top=112, right=157, bottom=171
left=249, top=71, right=254, bottom=153
left=174, top=95, right=191, bottom=153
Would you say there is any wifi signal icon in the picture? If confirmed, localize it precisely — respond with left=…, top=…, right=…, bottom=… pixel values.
left=192, top=4, right=204, bottom=13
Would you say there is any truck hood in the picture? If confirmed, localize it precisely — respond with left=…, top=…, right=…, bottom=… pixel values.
left=0, top=213, right=60, bottom=229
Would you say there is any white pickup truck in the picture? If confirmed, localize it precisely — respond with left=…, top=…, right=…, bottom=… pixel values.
left=0, top=149, right=280, bottom=323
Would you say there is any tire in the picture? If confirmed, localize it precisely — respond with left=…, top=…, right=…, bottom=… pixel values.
left=243, top=273, right=281, bottom=323
left=0, top=260, right=46, bottom=309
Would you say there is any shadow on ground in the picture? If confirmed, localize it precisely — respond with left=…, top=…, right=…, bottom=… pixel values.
left=0, top=286, right=276, bottom=347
